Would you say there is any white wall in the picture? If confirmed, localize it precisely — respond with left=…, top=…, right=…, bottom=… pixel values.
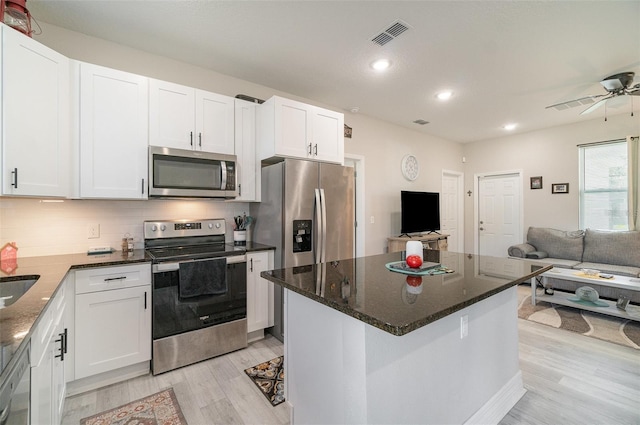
left=461, top=113, right=640, bottom=251
left=0, top=22, right=464, bottom=258
left=342, top=112, right=463, bottom=254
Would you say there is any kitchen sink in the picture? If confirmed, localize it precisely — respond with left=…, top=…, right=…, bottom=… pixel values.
left=0, top=275, right=39, bottom=308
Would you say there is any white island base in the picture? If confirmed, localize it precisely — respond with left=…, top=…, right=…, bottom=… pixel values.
left=283, top=287, right=525, bottom=424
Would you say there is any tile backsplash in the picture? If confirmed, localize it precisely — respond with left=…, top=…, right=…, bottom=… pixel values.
left=0, top=198, right=251, bottom=257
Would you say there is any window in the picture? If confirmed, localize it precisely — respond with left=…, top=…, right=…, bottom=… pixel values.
left=579, top=140, right=628, bottom=230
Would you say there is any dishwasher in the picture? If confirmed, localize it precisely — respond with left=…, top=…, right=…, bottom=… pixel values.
left=0, top=343, right=30, bottom=425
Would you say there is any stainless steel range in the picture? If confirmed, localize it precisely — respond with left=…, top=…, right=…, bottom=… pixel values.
left=144, top=218, right=247, bottom=375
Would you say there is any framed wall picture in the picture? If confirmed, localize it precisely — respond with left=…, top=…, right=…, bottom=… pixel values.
left=552, top=183, right=569, bottom=194
left=530, top=176, right=542, bottom=189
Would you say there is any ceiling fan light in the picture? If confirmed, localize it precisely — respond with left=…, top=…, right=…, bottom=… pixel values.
left=503, top=123, right=517, bottom=131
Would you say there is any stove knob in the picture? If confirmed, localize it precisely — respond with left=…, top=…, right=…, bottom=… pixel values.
left=160, top=225, right=167, bottom=231
left=215, top=223, right=221, bottom=229
left=208, top=223, right=213, bottom=229
left=151, top=225, right=158, bottom=232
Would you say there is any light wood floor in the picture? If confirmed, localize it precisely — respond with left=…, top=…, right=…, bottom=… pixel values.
left=62, top=320, right=639, bottom=425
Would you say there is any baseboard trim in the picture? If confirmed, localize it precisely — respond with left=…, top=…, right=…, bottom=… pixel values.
left=464, top=371, right=526, bottom=425
left=66, top=361, right=149, bottom=397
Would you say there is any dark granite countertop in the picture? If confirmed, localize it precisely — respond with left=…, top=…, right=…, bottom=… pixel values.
left=0, top=250, right=150, bottom=377
left=0, top=243, right=274, bottom=379
left=261, top=250, right=551, bottom=336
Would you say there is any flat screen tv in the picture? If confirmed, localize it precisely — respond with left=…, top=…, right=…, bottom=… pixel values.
left=400, top=191, right=440, bottom=235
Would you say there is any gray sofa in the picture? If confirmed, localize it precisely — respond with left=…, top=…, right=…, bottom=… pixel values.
left=508, top=227, right=640, bottom=301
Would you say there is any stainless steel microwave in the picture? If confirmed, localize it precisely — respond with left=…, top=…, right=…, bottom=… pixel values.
left=148, top=146, right=237, bottom=198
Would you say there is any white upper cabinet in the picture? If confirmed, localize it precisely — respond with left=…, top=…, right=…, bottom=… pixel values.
left=78, top=62, right=149, bottom=199
left=234, top=99, right=258, bottom=202
left=149, top=79, right=235, bottom=154
left=257, top=96, right=344, bottom=165
left=196, top=89, right=235, bottom=154
left=2, top=24, right=70, bottom=197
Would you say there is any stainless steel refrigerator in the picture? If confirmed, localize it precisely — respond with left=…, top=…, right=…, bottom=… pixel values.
left=251, top=158, right=355, bottom=341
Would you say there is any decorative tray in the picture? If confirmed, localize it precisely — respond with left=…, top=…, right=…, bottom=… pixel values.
left=385, top=261, right=450, bottom=276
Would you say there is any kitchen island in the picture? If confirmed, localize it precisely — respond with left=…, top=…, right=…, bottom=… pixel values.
left=261, top=250, right=550, bottom=424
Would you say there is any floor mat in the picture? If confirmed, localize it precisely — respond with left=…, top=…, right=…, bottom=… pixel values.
left=517, top=284, right=640, bottom=350
left=244, top=356, right=285, bottom=406
left=80, top=387, right=187, bottom=425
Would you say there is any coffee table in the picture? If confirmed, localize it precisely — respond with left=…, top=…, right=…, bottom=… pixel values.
left=531, top=267, right=640, bottom=322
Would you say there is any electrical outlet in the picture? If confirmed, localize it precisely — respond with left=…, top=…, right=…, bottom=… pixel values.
left=87, top=224, right=100, bottom=239
left=460, top=315, right=468, bottom=339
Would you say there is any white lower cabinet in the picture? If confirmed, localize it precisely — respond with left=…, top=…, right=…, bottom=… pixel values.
left=246, top=251, right=274, bottom=333
left=31, top=278, right=67, bottom=425
left=74, top=264, right=151, bottom=379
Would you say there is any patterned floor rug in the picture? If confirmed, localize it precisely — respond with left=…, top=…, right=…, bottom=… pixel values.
left=80, top=388, right=187, bottom=425
left=517, top=284, right=640, bottom=350
left=244, top=356, right=285, bottom=406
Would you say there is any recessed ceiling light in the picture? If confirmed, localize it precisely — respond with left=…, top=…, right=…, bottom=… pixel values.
left=503, top=123, right=517, bottom=131
left=371, top=59, right=391, bottom=71
left=436, top=91, right=453, bottom=101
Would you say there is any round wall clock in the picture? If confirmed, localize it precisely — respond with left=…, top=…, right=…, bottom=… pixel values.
left=401, top=154, right=419, bottom=181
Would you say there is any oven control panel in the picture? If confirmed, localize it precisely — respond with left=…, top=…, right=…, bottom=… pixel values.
left=144, top=219, right=226, bottom=239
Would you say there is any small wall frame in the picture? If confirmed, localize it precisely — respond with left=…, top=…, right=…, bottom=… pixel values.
left=530, top=176, right=543, bottom=189
left=552, top=183, right=569, bottom=194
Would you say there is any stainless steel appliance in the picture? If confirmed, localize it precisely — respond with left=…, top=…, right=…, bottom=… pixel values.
left=0, top=343, right=30, bottom=425
left=251, top=159, right=355, bottom=341
left=144, top=219, right=247, bottom=375
left=148, top=146, right=238, bottom=198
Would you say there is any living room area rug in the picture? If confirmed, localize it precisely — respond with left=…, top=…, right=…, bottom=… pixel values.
left=517, top=284, right=640, bottom=350
left=80, top=388, right=187, bottom=425
left=244, top=356, right=285, bottom=406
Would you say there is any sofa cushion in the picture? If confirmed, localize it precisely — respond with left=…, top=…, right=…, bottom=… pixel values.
left=573, top=262, right=640, bottom=278
left=527, top=227, right=585, bottom=262
left=582, top=229, right=640, bottom=268
left=528, top=257, right=580, bottom=269
left=508, top=243, right=536, bottom=258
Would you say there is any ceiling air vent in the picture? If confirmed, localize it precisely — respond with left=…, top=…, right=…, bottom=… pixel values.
left=413, top=119, right=429, bottom=125
left=371, top=20, right=411, bottom=46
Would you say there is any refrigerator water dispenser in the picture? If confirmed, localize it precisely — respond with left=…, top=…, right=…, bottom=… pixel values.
left=293, top=220, right=312, bottom=252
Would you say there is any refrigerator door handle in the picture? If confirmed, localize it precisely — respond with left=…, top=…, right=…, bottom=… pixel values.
left=319, top=188, right=327, bottom=263
left=314, top=188, right=323, bottom=264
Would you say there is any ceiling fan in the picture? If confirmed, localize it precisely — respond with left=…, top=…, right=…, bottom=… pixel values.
left=546, top=72, right=640, bottom=115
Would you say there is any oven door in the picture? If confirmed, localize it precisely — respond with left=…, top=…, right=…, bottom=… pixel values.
left=152, top=254, right=246, bottom=340
left=148, top=146, right=237, bottom=198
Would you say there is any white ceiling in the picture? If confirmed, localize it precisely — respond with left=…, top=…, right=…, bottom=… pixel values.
left=26, top=1, right=640, bottom=143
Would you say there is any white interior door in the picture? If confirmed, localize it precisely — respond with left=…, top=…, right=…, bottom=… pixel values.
left=441, top=170, right=464, bottom=252
left=477, top=173, right=522, bottom=257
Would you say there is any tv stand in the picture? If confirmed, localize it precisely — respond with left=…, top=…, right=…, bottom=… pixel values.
left=388, top=233, right=449, bottom=252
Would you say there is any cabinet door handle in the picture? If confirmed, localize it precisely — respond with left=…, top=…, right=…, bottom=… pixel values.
left=314, top=144, right=318, bottom=155
left=238, top=183, right=242, bottom=197
left=104, top=276, right=127, bottom=282
left=250, top=258, right=253, bottom=272
left=190, top=131, right=193, bottom=146
left=144, top=291, right=147, bottom=309
left=308, top=143, right=312, bottom=155
left=141, top=178, right=145, bottom=195
left=11, top=168, right=18, bottom=188
left=63, top=328, right=68, bottom=354
left=55, top=331, right=66, bottom=361
left=199, top=132, right=202, bottom=147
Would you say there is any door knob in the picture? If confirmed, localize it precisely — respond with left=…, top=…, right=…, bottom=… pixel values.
left=479, top=227, right=484, bottom=231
